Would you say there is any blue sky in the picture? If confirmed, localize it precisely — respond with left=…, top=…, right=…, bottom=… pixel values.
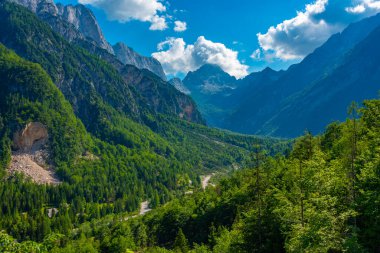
left=56, top=0, right=380, bottom=78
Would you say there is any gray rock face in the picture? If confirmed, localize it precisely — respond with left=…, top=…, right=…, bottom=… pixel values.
left=113, top=42, right=167, bottom=81
left=168, top=78, right=191, bottom=95
left=9, top=0, right=169, bottom=79
left=183, top=64, right=237, bottom=96
left=56, top=3, right=113, bottom=53
left=8, top=0, right=113, bottom=54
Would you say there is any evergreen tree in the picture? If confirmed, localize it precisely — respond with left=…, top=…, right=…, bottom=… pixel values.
left=173, top=229, right=189, bottom=253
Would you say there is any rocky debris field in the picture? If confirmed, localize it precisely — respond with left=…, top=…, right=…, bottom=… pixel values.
left=8, top=122, right=60, bottom=185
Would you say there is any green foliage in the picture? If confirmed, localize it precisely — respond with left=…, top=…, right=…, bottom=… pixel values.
left=0, top=40, right=284, bottom=250
left=173, top=229, right=189, bottom=253
left=47, top=99, right=378, bottom=253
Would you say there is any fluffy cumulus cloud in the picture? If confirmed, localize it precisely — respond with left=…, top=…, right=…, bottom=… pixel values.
left=78, top=0, right=168, bottom=30
left=346, top=0, right=380, bottom=14
left=174, top=21, right=187, bottom=32
left=256, top=0, right=380, bottom=61
left=152, top=36, right=248, bottom=78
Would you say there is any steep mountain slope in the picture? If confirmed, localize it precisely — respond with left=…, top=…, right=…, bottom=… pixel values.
left=227, top=13, right=380, bottom=137
left=183, top=64, right=237, bottom=97
left=113, top=42, right=167, bottom=81
left=0, top=43, right=87, bottom=167
left=0, top=2, right=203, bottom=142
left=9, top=0, right=113, bottom=53
left=227, top=67, right=285, bottom=128
left=120, top=65, right=203, bottom=123
left=9, top=0, right=170, bottom=84
left=183, top=64, right=237, bottom=126
left=169, top=78, right=191, bottom=95
left=185, top=14, right=380, bottom=137
left=263, top=25, right=380, bottom=137
left=182, top=65, right=284, bottom=129
left=0, top=43, right=289, bottom=244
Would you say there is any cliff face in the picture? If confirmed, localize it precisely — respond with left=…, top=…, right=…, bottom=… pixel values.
left=56, top=3, right=113, bottom=53
left=169, top=78, right=191, bottom=95
left=3, top=1, right=204, bottom=125
left=13, top=122, right=48, bottom=151
left=8, top=0, right=169, bottom=81
left=113, top=42, right=167, bottom=81
left=9, top=0, right=113, bottom=53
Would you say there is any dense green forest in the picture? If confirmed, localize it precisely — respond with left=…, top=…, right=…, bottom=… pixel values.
left=1, top=1, right=379, bottom=252
left=0, top=39, right=286, bottom=251
left=2, top=98, right=379, bottom=252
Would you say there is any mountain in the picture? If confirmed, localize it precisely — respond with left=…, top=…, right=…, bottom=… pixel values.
left=0, top=1, right=204, bottom=134
left=0, top=43, right=87, bottom=167
left=183, top=64, right=237, bottom=96
left=261, top=24, right=380, bottom=137
left=182, top=65, right=284, bottom=129
left=227, top=13, right=380, bottom=137
left=169, top=78, right=191, bottom=95
left=113, top=42, right=167, bottom=81
left=0, top=9, right=287, bottom=246
left=184, top=14, right=380, bottom=137
left=8, top=0, right=170, bottom=82
left=8, top=0, right=114, bottom=53
left=183, top=64, right=237, bottom=126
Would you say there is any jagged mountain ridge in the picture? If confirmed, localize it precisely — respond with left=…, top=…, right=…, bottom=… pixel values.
left=181, top=64, right=238, bottom=126
left=260, top=24, right=380, bottom=137
left=183, top=64, right=237, bottom=96
left=228, top=13, right=380, bottom=137
left=168, top=78, right=191, bottom=95
left=9, top=0, right=113, bottom=53
left=0, top=1, right=204, bottom=141
left=180, top=64, right=283, bottom=128
left=181, top=13, right=380, bottom=137
left=8, top=0, right=168, bottom=79
left=113, top=42, right=167, bottom=81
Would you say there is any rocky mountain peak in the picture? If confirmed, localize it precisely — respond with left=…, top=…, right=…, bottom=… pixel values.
left=183, top=64, right=237, bottom=95
left=8, top=0, right=113, bottom=53
left=56, top=3, right=113, bottom=53
left=113, top=42, right=167, bottom=81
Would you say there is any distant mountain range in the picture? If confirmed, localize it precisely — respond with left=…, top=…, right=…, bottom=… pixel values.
left=177, top=13, right=380, bottom=137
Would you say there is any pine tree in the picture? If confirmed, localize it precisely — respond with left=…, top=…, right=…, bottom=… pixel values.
left=173, top=228, right=189, bottom=253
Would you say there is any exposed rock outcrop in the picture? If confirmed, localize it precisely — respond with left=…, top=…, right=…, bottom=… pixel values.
left=9, top=122, right=60, bottom=185
left=13, top=122, right=48, bottom=151
left=113, top=42, right=167, bottom=81
left=8, top=0, right=114, bottom=53
left=169, top=78, right=191, bottom=95
left=56, top=3, right=113, bottom=53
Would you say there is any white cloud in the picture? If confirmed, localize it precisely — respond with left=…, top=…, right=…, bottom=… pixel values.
left=256, top=0, right=380, bottom=61
left=152, top=36, right=248, bottom=79
left=346, top=4, right=366, bottom=13
left=346, top=0, right=380, bottom=15
left=78, top=0, right=168, bottom=30
left=257, top=0, right=342, bottom=60
left=174, top=21, right=187, bottom=32
left=250, top=49, right=262, bottom=60
left=150, top=15, right=168, bottom=30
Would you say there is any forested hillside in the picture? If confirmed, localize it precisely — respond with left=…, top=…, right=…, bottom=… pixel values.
left=3, top=90, right=380, bottom=252
left=0, top=40, right=286, bottom=250
left=1, top=1, right=380, bottom=253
